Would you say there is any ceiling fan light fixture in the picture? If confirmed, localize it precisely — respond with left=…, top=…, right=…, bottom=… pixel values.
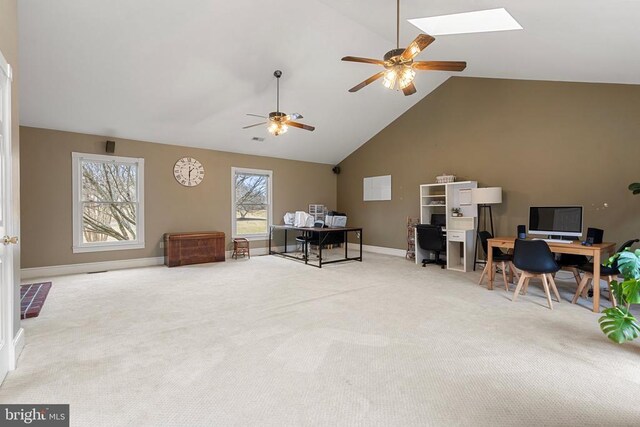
left=242, top=71, right=314, bottom=135
left=268, top=122, right=288, bottom=136
left=383, top=65, right=415, bottom=90
left=343, top=0, right=465, bottom=96
left=398, top=66, right=416, bottom=89
left=382, top=69, right=398, bottom=90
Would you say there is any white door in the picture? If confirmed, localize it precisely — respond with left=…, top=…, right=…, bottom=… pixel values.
left=0, top=50, right=15, bottom=383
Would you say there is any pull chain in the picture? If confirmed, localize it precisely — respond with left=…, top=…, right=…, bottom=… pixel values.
left=396, top=0, right=400, bottom=49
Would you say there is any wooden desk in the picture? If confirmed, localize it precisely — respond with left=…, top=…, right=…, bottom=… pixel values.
left=487, top=237, right=616, bottom=313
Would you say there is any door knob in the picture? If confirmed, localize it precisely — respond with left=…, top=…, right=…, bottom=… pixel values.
left=2, top=236, right=18, bottom=245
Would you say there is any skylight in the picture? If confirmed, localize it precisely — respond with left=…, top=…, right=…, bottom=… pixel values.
left=408, top=8, right=523, bottom=36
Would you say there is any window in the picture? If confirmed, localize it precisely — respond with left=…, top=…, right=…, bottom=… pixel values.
left=232, top=167, right=272, bottom=239
left=72, top=153, right=145, bottom=253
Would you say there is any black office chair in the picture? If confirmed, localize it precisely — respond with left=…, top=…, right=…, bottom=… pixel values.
left=512, top=239, right=561, bottom=309
left=572, top=238, right=640, bottom=306
left=306, top=221, right=324, bottom=250
left=477, top=231, right=518, bottom=291
left=416, top=224, right=446, bottom=269
left=556, top=254, right=589, bottom=286
left=295, top=221, right=325, bottom=260
left=618, top=238, right=638, bottom=253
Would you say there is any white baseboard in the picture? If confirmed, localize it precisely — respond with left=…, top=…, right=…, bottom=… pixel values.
left=225, top=247, right=270, bottom=258
left=11, top=327, right=25, bottom=369
left=20, top=256, right=165, bottom=280
left=225, top=245, right=296, bottom=259
left=21, top=244, right=303, bottom=280
left=348, top=243, right=405, bottom=257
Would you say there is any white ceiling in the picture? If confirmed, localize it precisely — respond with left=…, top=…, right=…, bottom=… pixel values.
left=18, top=1, right=640, bottom=165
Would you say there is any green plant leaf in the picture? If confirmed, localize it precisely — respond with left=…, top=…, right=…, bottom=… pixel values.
left=599, top=307, right=640, bottom=344
left=610, top=280, right=625, bottom=305
left=606, top=253, right=620, bottom=267
left=629, top=182, right=640, bottom=192
left=622, top=279, right=640, bottom=304
left=616, top=250, right=640, bottom=279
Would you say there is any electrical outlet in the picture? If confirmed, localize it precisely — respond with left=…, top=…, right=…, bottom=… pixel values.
left=159, top=241, right=164, bottom=249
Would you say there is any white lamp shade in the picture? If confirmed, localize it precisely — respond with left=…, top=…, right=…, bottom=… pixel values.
left=471, top=187, right=502, bottom=204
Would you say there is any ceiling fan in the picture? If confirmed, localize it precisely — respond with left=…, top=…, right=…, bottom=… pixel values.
left=342, top=0, right=467, bottom=96
left=243, top=70, right=315, bottom=136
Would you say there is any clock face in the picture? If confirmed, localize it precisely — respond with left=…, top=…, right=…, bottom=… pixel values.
left=173, top=157, right=204, bottom=187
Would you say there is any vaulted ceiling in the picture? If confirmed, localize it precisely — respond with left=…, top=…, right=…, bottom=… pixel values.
left=18, top=1, right=640, bottom=164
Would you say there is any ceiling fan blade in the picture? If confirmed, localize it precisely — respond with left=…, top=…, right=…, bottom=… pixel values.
left=246, top=113, right=267, bottom=118
left=342, top=56, right=385, bottom=65
left=348, top=70, right=386, bottom=92
left=402, top=82, right=417, bottom=96
left=400, top=34, right=436, bottom=61
left=242, top=122, right=267, bottom=129
left=413, top=61, right=467, bottom=72
left=286, top=121, right=315, bottom=132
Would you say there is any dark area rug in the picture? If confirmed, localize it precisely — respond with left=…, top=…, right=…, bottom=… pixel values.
left=20, top=282, right=52, bottom=319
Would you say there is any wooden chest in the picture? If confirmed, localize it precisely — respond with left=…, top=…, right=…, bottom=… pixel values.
left=163, top=231, right=226, bottom=267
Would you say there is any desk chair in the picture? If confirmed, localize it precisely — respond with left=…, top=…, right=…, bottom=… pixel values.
left=416, top=224, right=446, bottom=269
left=295, top=221, right=325, bottom=260
left=572, top=238, right=640, bottom=307
left=512, top=239, right=561, bottom=310
left=309, top=221, right=346, bottom=259
left=306, top=221, right=324, bottom=254
left=477, top=231, right=518, bottom=291
left=556, top=254, right=588, bottom=287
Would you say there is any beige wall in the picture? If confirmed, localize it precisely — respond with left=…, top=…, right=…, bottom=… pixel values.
left=337, top=77, right=640, bottom=250
left=20, top=127, right=337, bottom=268
left=1, top=0, right=21, bottom=335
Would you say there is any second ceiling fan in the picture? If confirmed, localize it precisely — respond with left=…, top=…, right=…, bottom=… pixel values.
left=243, top=70, right=315, bottom=136
left=342, top=0, right=467, bottom=96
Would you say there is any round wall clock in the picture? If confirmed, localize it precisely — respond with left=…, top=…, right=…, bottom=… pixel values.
left=173, top=157, right=205, bottom=187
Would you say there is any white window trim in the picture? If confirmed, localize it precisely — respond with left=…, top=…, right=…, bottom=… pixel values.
left=72, top=152, right=145, bottom=253
left=231, top=167, right=273, bottom=241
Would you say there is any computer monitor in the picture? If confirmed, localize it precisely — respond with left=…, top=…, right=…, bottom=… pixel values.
left=431, top=213, right=446, bottom=228
left=528, top=206, right=583, bottom=238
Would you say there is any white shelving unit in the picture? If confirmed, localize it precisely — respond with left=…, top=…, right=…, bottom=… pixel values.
left=308, top=204, right=326, bottom=222
left=416, top=181, right=478, bottom=272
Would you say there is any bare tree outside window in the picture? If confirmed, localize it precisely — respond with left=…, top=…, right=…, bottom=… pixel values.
left=81, top=161, right=138, bottom=243
left=234, top=173, right=269, bottom=235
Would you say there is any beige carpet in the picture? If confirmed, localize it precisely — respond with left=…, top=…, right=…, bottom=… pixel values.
left=1, top=253, right=640, bottom=426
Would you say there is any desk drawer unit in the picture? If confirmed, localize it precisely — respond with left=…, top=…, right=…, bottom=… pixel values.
left=448, top=231, right=465, bottom=242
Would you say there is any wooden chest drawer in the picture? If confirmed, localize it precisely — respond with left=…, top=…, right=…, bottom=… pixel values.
left=164, top=232, right=226, bottom=267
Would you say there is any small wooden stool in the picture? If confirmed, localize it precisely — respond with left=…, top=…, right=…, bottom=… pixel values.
left=232, top=238, right=250, bottom=259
